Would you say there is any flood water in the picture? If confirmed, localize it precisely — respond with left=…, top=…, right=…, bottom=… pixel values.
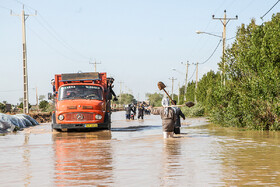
left=1, top=111, right=280, bottom=186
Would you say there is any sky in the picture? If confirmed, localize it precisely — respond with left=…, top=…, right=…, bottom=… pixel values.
left=0, top=0, right=279, bottom=105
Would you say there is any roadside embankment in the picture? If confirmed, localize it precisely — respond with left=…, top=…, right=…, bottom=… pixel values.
left=29, top=112, right=52, bottom=123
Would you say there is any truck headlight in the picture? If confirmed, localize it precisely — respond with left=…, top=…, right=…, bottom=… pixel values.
left=95, top=114, right=102, bottom=120
left=58, top=114, right=64, bottom=121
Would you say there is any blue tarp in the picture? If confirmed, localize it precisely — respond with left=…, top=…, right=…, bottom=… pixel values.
left=0, top=113, right=39, bottom=134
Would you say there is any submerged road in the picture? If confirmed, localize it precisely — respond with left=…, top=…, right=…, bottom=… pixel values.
left=1, top=111, right=280, bottom=186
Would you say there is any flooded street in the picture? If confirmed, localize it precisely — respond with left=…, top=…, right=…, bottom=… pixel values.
left=1, top=111, right=280, bottom=186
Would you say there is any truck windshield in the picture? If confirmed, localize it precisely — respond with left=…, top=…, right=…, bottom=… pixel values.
left=58, top=85, right=103, bottom=101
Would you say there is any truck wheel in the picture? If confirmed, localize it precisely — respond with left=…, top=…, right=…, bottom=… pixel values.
left=104, top=112, right=111, bottom=130
left=51, top=113, right=56, bottom=131
left=107, top=122, right=111, bottom=130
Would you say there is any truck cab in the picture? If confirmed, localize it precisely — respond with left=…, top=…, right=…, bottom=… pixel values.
left=51, top=72, right=112, bottom=131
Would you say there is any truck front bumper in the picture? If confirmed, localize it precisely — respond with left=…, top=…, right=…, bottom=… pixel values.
left=52, top=123, right=110, bottom=131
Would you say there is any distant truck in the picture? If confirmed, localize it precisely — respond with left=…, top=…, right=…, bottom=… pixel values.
left=50, top=72, right=112, bottom=131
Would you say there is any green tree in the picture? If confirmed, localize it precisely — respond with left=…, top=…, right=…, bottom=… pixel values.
left=39, top=95, right=46, bottom=101
left=185, top=81, right=196, bottom=102
left=207, top=13, right=280, bottom=130
left=18, top=102, right=31, bottom=109
left=0, top=102, right=5, bottom=112
left=113, top=93, right=136, bottom=105
left=39, top=100, right=49, bottom=112
left=146, top=92, right=163, bottom=107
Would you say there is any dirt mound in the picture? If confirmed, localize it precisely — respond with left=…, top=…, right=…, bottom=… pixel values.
left=29, top=112, right=52, bottom=123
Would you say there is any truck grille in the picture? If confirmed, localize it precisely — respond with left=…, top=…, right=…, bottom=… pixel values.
left=65, top=112, right=94, bottom=121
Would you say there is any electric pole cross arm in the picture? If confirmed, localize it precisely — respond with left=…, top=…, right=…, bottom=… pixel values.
left=11, top=5, right=37, bottom=114
left=169, top=77, right=177, bottom=100
left=89, top=59, right=102, bottom=72
left=212, top=10, right=238, bottom=86
left=181, top=61, right=190, bottom=102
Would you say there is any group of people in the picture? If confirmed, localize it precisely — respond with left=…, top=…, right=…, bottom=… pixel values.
left=149, top=97, right=185, bottom=138
left=125, top=103, right=149, bottom=120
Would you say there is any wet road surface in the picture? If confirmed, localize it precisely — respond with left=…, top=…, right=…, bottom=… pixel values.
left=1, top=111, right=280, bottom=186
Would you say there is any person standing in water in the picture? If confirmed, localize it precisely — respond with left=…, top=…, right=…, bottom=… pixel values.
left=149, top=98, right=176, bottom=138
left=172, top=100, right=185, bottom=134
left=137, top=103, right=145, bottom=120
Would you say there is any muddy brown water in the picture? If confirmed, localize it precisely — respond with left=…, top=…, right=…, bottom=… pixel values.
left=1, top=111, right=280, bottom=186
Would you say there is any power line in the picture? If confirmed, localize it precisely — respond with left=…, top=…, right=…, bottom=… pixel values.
left=12, top=0, right=36, bottom=11
left=0, top=5, right=10, bottom=10
left=0, top=88, right=35, bottom=93
left=237, top=0, right=255, bottom=15
left=35, top=13, right=91, bottom=60
left=226, top=36, right=235, bottom=41
left=25, top=23, right=88, bottom=64
left=89, top=59, right=102, bottom=72
left=213, top=10, right=238, bottom=86
left=199, top=39, right=222, bottom=65
left=13, top=0, right=92, bottom=60
left=260, top=0, right=280, bottom=20
left=188, top=66, right=196, bottom=81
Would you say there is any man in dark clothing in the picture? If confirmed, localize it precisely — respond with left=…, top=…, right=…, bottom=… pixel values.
left=51, top=79, right=57, bottom=97
left=172, top=100, right=185, bottom=134
left=105, top=78, right=118, bottom=115
left=125, top=104, right=135, bottom=120
left=131, top=104, right=136, bottom=120
left=107, top=78, right=118, bottom=101
left=137, top=104, right=145, bottom=120
left=125, top=105, right=131, bottom=119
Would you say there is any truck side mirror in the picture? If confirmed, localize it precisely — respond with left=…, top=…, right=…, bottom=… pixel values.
left=48, top=93, right=53, bottom=100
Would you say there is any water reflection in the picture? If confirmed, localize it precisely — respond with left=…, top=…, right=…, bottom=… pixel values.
left=160, top=139, right=182, bottom=186
left=23, top=133, right=31, bottom=187
left=52, top=131, right=113, bottom=186
left=3, top=113, right=280, bottom=186
left=210, top=127, right=280, bottom=186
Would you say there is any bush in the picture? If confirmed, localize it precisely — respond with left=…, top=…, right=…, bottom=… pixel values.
left=39, top=100, right=49, bottom=112
left=181, top=103, right=205, bottom=117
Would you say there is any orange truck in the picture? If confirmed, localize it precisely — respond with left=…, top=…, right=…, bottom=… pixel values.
left=50, top=72, right=112, bottom=131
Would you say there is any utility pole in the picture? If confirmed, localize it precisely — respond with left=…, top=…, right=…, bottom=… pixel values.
left=89, top=59, right=101, bottom=72
left=169, top=77, right=177, bottom=100
left=181, top=61, right=190, bottom=102
left=195, top=62, right=198, bottom=104
left=36, top=87, right=38, bottom=110
left=212, top=10, right=238, bottom=85
left=11, top=5, right=37, bottom=114
left=178, top=82, right=180, bottom=104
left=118, top=81, right=124, bottom=104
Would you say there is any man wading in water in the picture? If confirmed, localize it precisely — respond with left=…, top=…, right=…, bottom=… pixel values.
left=172, top=100, right=185, bottom=134
left=149, top=98, right=176, bottom=138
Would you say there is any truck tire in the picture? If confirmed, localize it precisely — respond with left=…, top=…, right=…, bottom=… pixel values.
left=107, top=122, right=111, bottom=130
left=51, top=113, right=56, bottom=131
left=104, top=112, right=111, bottom=130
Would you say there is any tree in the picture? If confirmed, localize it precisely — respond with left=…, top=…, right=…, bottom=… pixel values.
left=113, top=93, right=136, bottom=105
left=18, top=102, right=31, bottom=109
left=207, top=13, right=280, bottom=130
left=39, top=100, right=49, bottom=111
left=39, top=95, right=45, bottom=101
left=146, top=92, right=163, bottom=107
left=0, top=102, right=5, bottom=112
